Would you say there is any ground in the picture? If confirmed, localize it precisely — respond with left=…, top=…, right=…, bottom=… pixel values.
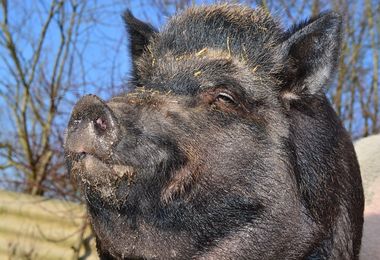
left=355, top=134, right=380, bottom=260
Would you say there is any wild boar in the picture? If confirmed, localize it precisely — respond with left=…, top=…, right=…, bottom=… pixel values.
left=64, top=4, right=364, bottom=259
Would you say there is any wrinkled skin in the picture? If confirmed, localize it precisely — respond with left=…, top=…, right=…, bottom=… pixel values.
left=64, top=5, right=364, bottom=260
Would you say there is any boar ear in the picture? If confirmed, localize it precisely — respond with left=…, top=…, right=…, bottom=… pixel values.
left=123, top=10, right=157, bottom=77
left=279, top=12, right=342, bottom=100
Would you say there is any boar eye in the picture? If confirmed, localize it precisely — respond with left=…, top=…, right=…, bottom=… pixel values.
left=216, top=92, right=236, bottom=105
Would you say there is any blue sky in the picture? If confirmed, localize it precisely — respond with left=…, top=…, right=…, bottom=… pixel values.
left=0, top=0, right=314, bottom=102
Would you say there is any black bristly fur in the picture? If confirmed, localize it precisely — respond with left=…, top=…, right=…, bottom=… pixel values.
left=64, top=4, right=364, bottom=260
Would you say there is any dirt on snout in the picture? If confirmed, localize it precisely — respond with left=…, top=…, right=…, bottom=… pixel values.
left=355, top=134, right=380, bottom=260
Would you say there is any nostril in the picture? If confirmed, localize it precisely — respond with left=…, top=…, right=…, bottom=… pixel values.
left=66, top=95, right=119, bottom=160
left=72, top=119, right=82, bottom=127
left=95, top=117, right=107, bottom=132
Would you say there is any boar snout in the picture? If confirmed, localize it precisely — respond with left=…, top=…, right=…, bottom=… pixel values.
left=65, top=94, right=119, bottom=161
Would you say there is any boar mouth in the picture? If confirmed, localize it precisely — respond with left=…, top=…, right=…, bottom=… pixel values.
left=71, top=153, right=135, bottom=180
left=69, top=153, right=136, bottom=206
